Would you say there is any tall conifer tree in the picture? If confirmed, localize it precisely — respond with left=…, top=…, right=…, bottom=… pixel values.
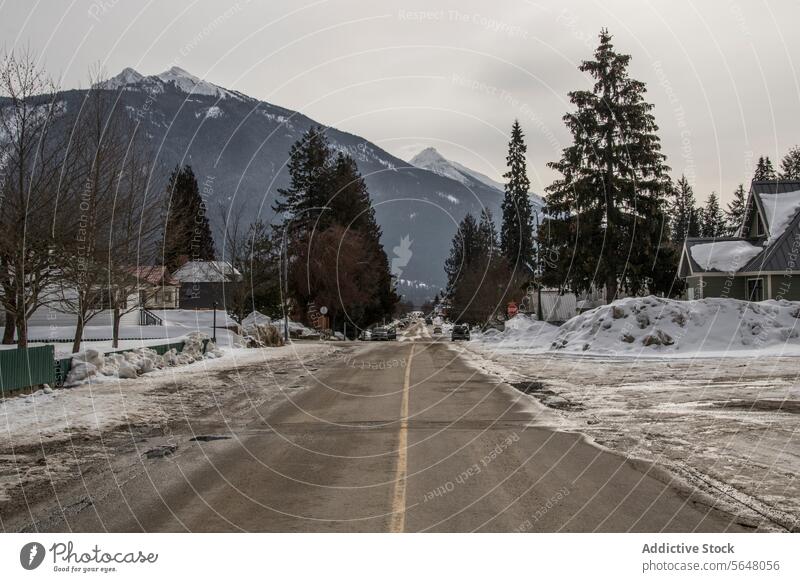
left=162, top=165, right=215, bottom=272
left=500, top=120, right=534, bottom=275
left=543, top=29, right=671, bottom=300
left=753, top=156, right=777, bottom=181
left=725, top=184, right=747, bottom=235
left=780, top=146, right=800, bottom=179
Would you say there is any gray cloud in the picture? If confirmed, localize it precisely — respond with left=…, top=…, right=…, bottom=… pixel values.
left=2, top=0, right=800, bottom=203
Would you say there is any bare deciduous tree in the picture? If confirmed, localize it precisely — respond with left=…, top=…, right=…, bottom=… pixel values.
left=0, top=49, right=81, bottom=347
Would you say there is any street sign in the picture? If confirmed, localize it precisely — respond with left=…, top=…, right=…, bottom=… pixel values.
left=320, top=306, right=328, bottom=315
left=507, top=301, right=518, bottom=317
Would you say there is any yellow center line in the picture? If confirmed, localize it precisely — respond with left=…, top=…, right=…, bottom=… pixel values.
left=389, top=343, right=415, bottom=533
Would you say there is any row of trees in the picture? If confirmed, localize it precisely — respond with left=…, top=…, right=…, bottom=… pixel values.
left=445, top=28, right=791, bottom=321
left=271, top=127, right=397, bottom=333
left=0, top=51, right=397, bottom=348
left=0, top=51, right=275, bottom=350
left=0, top=52, right=168, bottom=350
left=669, top=146, right=800, bottom=247
left=443, top=120, right=535, bottom=323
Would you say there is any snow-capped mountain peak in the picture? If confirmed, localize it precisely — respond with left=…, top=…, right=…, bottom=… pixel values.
left=100, top=66, right=244, bottom=100
left=100, top=67, right=144, bottom=90
left=411, top=146, right=448, bottom=166
left=410, top=146, right=506, bottom=192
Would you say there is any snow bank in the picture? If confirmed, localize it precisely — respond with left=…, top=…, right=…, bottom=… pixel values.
left=65, top=332, right=222, bottom=385
left=240, top=311, right=319, bottom=341
left=473, top=314, right=559, bottom=349
left=472, top=298, right=800, bottom=357
left=552, top=296, right=800, bottom=355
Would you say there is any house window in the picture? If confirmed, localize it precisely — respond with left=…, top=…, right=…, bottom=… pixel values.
left=747, top=277, right=764, bottom=302
left=753, top=210, right=765, bottom=237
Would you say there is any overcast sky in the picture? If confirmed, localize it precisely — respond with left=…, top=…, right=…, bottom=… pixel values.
left=3, top=0, right=800, bottom=204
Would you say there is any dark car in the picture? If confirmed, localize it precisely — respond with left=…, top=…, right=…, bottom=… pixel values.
left=425, top=317, right=433, bottom=325
left=387, top=327, right=397, bottom=340
left=451, top=324, right=471, bottom=341
left=371, top=327, right=389, bottom=341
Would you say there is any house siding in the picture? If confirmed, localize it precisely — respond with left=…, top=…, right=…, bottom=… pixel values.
left=771, top=274, right=800, bottom=300
left=179, top=282, right=233, bottom=309
left=686, top=275, right=747, bottom=300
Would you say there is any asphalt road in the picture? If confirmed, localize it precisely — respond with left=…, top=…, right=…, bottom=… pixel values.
left=22, top=325, right=748, bottom=532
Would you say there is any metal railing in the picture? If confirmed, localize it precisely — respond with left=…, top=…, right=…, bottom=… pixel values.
left=139, top=308, right=163, bottom=326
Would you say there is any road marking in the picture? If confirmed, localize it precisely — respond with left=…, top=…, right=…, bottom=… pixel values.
left=389, top=343, right=415, bottom=533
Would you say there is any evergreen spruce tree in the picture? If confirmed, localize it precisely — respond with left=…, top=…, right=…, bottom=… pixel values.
left=500, top=120, right=534, bottom=275
left=273, top=126, right=334, bottom=237
left=477, top=209, right=499, bottom=257
left=444, top=213, right=481, bottom=294
left=272, top=128, right=397, bottom=327
left=690, top=206, right=703, bottom=238
left=725, top=184, right=747, bottom=235
left=780, top=146, right=800, bottom=179
left=162, top=165, right=215, bottom=272
left=753, top=156, right=777, bottom=181
left=669, top=175, right=696, bottom=245
left=701, top=192, right=725, bottom=238
left=544, top=29, right=671, bottom=300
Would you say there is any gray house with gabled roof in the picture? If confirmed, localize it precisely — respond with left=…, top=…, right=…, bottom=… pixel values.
left=679, top=180, right=800, bottom=301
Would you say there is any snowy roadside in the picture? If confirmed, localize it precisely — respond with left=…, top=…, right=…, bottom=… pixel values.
left=452, top=342, right=800, bottom=532
left=0, top=341, right=337, bottom=505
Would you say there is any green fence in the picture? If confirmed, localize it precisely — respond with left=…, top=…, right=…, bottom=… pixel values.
left=0, top=345, right=56, bottom=394
left=4, top=339, right=210, bottom=393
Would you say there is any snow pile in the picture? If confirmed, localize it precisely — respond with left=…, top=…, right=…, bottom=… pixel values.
left=474, top=314, right=559, bottom=348
left=759, top=189, right=800, bottom=244
left=690, top=240, right=761, bottom=272
left=288, top=321, right=321, bottom=339
left=65, top=333, right=222, bottom=385
left=242, top=311, right=272, bottom=328
left=241, top=322, right=285, bottom=347
left=552, top=296, right=800, bottom=355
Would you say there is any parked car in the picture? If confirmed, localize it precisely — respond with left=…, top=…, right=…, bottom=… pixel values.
left=359, top=329, right=372, bottom=341
left=425, top=317, right=433, bottom=325
left=371, top=327, right=389, bottom=341
left=433, top=325, right=442, bottom=335
left=387, top=327, right=397, bottom=340
left=451, top=324, right=470, bottom=341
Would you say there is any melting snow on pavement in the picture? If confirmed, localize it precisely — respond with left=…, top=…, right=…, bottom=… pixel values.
left=460, top=297, right=800, bottom=531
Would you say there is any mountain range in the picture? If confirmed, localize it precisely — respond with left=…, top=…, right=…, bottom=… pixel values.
left=67, top=67, right=542, bottom=302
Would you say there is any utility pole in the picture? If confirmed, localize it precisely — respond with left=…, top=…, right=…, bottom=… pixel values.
left=212, top=301, right=218, bottom=343
left=535, top=212, right=544, bottom=322
left=282, top=230, right=289, bottom=343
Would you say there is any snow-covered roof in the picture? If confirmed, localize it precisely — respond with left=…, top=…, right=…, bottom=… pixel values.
left=757, top=188, right=800, bottom=244
left=172, top=261, right=242, bottom=283
left=688, top=240, right=762, bottom=273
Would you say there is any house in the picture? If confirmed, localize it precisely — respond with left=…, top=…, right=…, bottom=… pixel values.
left=679, top=180, right=800, bottom=301
left=11, top=266, right=177, bottom=331
left=172, top=260, right=242, bottom=309
left=129, top=266, right=180, bottom=309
